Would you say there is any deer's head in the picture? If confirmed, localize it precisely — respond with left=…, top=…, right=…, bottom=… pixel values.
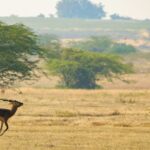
left=0, top=99, right=23, bottom=107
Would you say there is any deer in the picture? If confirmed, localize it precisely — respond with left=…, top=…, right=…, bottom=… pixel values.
left=0, top=98, right=23, bottom=136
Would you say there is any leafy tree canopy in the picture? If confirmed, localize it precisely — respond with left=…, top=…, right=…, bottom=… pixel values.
left=111, top=43, right=137, bottom=54
left=0, top=22, right=43, bottom=88
left=47, top=48, right=132, bottom=89
left=56, top=0, right=106, bottom=19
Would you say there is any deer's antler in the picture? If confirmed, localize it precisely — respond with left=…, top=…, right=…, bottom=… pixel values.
left=0, top=98, right=16, bottom=102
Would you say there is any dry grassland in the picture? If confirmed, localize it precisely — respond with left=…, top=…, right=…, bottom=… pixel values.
left=0, top=88, right=150, bottom=150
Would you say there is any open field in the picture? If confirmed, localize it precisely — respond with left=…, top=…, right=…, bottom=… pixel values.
left=0, top=17, right=150, bottom=40
left=0, top=17, right=150, bottom=31
left=0, top=17, right=150, bottom=150
left=28, top=73, right=150, bottom=90
left=0, top=88, right=150, bottom=150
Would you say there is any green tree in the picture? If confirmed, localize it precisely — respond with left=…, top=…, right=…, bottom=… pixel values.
left=111, top=43, right=137, bottom=54
left=0, top=22, right=43, bottom=88
left=56, top=0, right=106, bottom=19
left=47, top=48, right=132, bottom=89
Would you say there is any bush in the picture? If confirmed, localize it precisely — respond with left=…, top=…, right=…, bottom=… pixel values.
left=111, top=43, right=137, bottom=54
left=70, top=36, right=137, bottom=55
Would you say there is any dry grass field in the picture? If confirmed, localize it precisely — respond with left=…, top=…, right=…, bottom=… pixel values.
left=0, top=88, right=150, bottom=150
left=0, top=18, right=149, bottom=149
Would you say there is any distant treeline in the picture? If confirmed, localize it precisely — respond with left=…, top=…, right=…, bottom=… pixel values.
left=0, top=17, right=149, bottom=39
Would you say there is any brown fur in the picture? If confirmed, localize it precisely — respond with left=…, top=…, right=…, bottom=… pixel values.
left=0, top=100, right=23, bottom=136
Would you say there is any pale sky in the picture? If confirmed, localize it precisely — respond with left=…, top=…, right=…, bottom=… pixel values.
left=0, top=0, right=149, bottom=19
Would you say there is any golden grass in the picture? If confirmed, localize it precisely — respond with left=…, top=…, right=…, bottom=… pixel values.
left=0, top=88, right=150, bottom=149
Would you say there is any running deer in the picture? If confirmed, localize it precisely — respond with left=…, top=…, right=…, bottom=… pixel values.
left=0, top=99, right=23, bottom=136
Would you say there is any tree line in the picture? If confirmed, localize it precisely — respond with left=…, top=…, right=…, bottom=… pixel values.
left=0, top=22, right=134, bottom=89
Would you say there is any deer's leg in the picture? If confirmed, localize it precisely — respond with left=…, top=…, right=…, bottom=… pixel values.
left=0, top=121, right=8, bottom=136
left=0, top=121, right=3, bottom=133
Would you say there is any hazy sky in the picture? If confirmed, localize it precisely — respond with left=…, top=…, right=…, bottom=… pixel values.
left=0, top=0, right=149, bottom=19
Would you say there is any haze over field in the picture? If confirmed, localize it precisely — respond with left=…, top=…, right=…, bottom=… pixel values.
left=0, top=0, right=150, bottom=19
